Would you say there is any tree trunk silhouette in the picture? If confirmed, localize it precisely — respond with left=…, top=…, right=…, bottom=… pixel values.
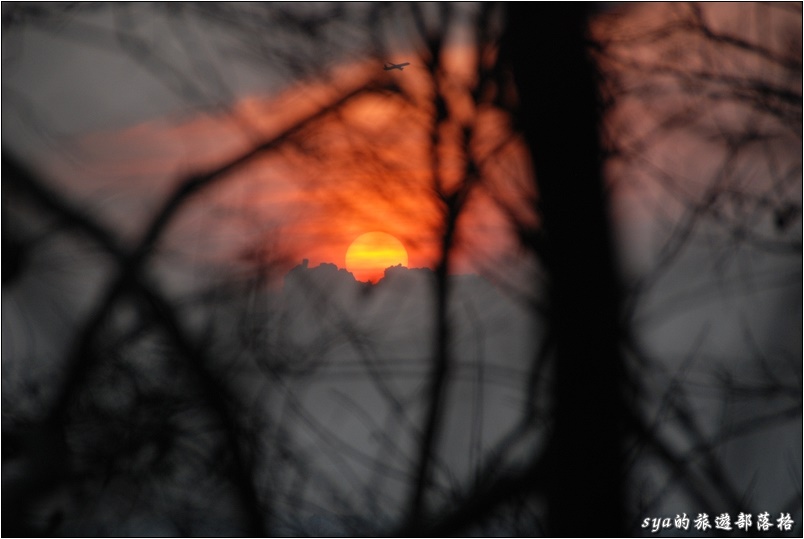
left=504, top=5, right=627, bottom=535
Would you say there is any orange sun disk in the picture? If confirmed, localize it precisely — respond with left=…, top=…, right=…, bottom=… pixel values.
left=345, top=232, right=408, bottom=283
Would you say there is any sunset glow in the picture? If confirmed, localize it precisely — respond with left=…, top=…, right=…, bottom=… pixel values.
left=5, top=3, right=800, bottom=535
left=55, top=45, right=525, bottom=282
left=345, top=232, right=408, bottom=283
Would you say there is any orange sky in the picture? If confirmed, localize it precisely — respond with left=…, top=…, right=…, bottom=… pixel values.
left=51, top=49, right=528, bottom=284
left=40, top=3, right=797, bottom=289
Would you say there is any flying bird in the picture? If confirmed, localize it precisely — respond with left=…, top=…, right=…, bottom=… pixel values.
left=383, top=62, right=410, bottom=71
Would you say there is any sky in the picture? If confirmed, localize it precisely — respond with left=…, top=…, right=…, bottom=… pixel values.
left=2, top=2, right=801, bottom=534
left=3, top=3, right=526, bottom=286
left=5, top=3, right=798, bottom=286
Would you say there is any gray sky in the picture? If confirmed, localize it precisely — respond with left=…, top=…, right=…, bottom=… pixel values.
left=2, top=3, right=801, bottom=534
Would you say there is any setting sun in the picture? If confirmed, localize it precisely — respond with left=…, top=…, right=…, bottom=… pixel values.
left=345, top=232, right=408, bottom=283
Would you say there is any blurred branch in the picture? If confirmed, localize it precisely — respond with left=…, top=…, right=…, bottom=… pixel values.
left=3, top=148, right=269, bottom=535
left=688, top=3, right=802, bottom=72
